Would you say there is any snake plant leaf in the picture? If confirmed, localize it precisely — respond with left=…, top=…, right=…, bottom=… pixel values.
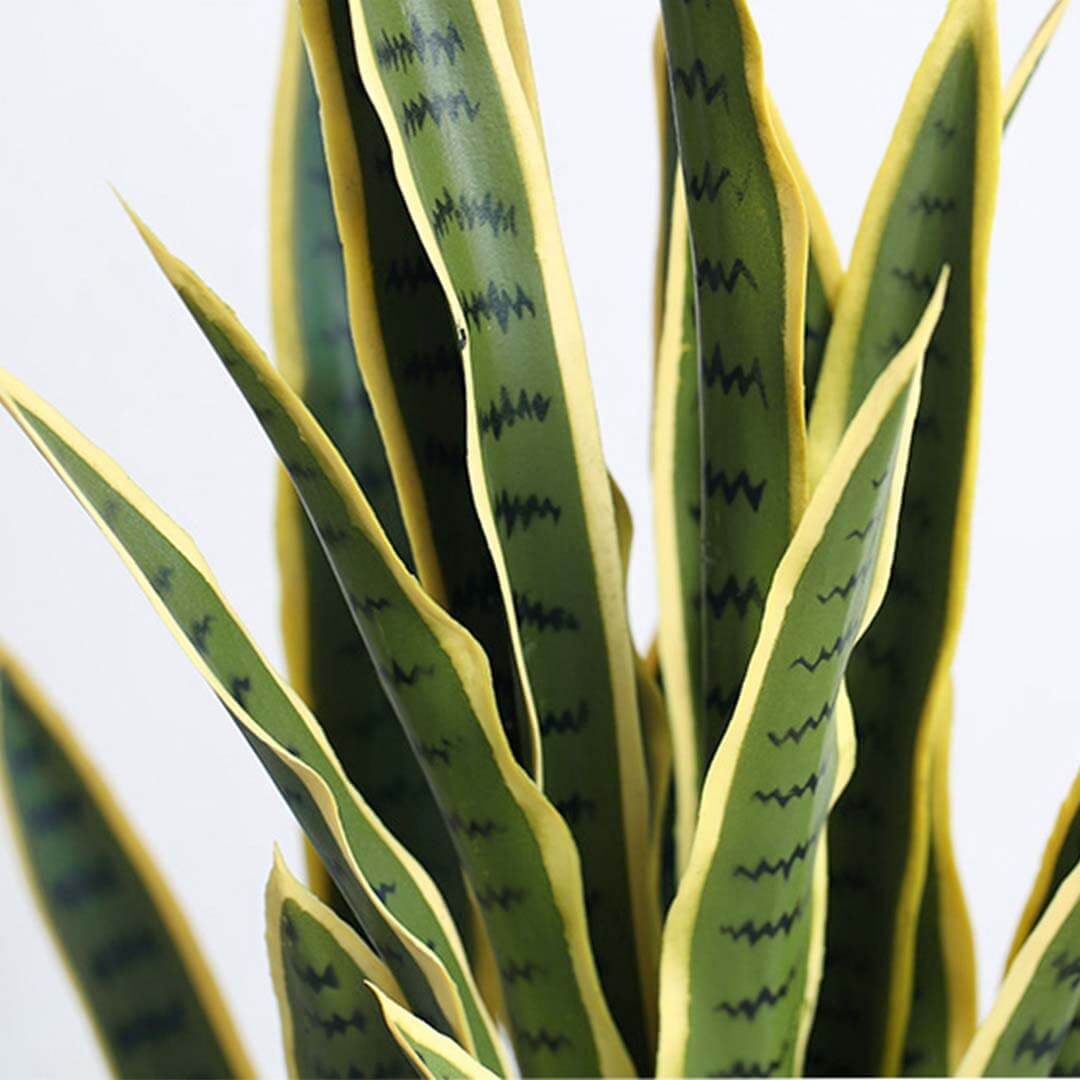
left=296, top=0, right=531, bottom=774
left=1008, top=773, right=1080, bottom=971
left=343, top=0, right=655, bottom=1063
left=660, top=0, right=810, bottom=777
left=372, top=985, right=500, bottom=1080
left=653, top=21, right=678, bottom=357
left=130, top=216, right=634, bottom=1080
left=806, top=3, right=1001, bottom=1073
left=1004, top=0, right=1072, bottom=127
left=266, top=847, right=413, bottom=1080
left=957, top=860, right=1080, bottom=1077
left=0, top=650, right=251, bottom=1079
left=272, top=7, right=468, bottom=932
left=656, top=277, right=946, bottom=1080
left=0, top=372, right=508, bottom=1075
left=899, top=682, right=977, bottom=1076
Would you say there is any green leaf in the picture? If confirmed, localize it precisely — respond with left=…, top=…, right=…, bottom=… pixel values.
left=271, top=3, right=468, bottom=934
left=899, top=682, right=977, bottom=1076
left=265, top=847, right=413, bottom=1079
left=343, top=0, right=655, bottom=1062
left=656, top=278, right=947, bottom=1079
left=0, top=370, right=507, bottom=1075
left=958, top=860, right=1080, bottom=1077
left=296, top=0, right=531, bottom=773
left=128, top=216, right=634, bottom=1079
left=372, top=985, right=500, bottom=1080
left=660, top=0, right=810, bottom=777
left=0, top=650, right=250, bottom=1079
left=806, top=2, right=1001, bottom=1072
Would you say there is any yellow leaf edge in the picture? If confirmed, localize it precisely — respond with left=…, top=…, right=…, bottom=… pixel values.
left=0, top=368, right=492, bottom=1067
left=1006, top=770, right=1080, bottom=970
left=265, top=845, right=405, bottom=1080
left=956, top=857, right=1080, bottom=1076
left=1004, top=0, right=1072, bottom=125
left=0, top=647, right=253, bottom=1079
left=655, top=273, right=947, bottom=1078
left=344, top=0, right=655, bottom=1027
left=370, top=983, right=501, bottom=1080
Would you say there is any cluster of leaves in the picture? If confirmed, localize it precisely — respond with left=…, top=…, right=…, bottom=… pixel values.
left=1, top=0, right=1076, bottom=1077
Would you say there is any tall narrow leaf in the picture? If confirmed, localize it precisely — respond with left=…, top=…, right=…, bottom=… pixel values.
left=0, top=651, right=251, bottom=1079
left=296, top=0, right=530, bottom=770
left=131, top=218, right=633, bottom=1079
left=271, top=6, right=467, bottom=928
left=807, top=3, right=1001, bottom=1071
left=265, top=848, right=413, bottom=1079
left=0, top=372, right=507, bottom=1074
left=660, top=0, right=810, bottom=778
left=656, top=278, right=946, bottom=1079
left=1004, top=0, right=1071, bottom=126
left=343, top=0, right=654, bottom=1060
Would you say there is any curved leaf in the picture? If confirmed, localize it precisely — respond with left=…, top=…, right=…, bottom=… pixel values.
left=958, top=861, right=1080, bottom=1077
left=806, top=2, right=1001, bottom=1071
left=661, top=0, right=810, bottom=780
left=0, top=650, right=250, bottom=1078
left=343, top=0, right=654, bottom=1061
left=129, top=217, right=633, bottom=1079
left=656, top=278, right=946, bottom=1079
left=297, top=0, right=531, bottom=771
left=0, top=371, right=507, bottom=1074
left=266, top=847, right=412, bottom=1079
left=271, top=4, right=468, bottom=931
left=372, top=985, right=500, bottom=1080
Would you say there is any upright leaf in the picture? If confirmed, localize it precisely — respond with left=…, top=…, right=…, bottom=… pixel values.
left=958, top=861, right=1080, bottom=1077
left=130, top=218, right=633, bottom=1079
left=271, top=5, right=467, bottom=929
left=660, top=0, right=810, bottom=776
left=806, top=3, right=1001, bottom=1072
left=265, top=848, right=413, bottom=1079
left=899, top=682, right=977, bottom=1076
left=0, top=372, right=507, bottom=1074
left=656, top=280, right=946, bottom=1079
left=0, top=651, right=250, bottom=1079
left=343, top=0, right=654, bottom=1061
left=297, top=0, right=530, bottom=771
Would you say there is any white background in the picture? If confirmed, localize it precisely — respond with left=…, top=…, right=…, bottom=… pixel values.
left=1, top=2, right=1076, bottom=1075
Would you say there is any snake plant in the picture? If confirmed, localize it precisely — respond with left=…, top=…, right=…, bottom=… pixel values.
left=2, top=1, right=1075, bottom=1076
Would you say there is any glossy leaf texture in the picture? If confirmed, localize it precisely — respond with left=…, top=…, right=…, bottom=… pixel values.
left=660, top=0, right=810, bottom=778
left=131, top=218, right=633, bottom=1080
left=373, top=985, right=500, bottom=1080
left=0, top=370, right=508, bottom=1074
left=265, top=848, right=413, bottom=1079
left=296, top=0, right=530, bottom=771
left=343, top=0, right=655, bottom=1063
left=958, top=860, right=1080, bottom=1077
left=656, top=277, right=946, bottom=1079
left=806, top=2, right=1001, bottom=1072
left=898, top=683, right=977, bottom=1076
left=0, top=650, right=250, bottom=1079
left=271, top=6, right=468, bottom=931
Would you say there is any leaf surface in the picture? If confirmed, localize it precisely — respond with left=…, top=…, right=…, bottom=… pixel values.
left=0, top=651, right=250, bottom=1079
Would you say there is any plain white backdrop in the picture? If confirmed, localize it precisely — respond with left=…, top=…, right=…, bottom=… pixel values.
left=1, top=2, right=1076, bottom=1075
